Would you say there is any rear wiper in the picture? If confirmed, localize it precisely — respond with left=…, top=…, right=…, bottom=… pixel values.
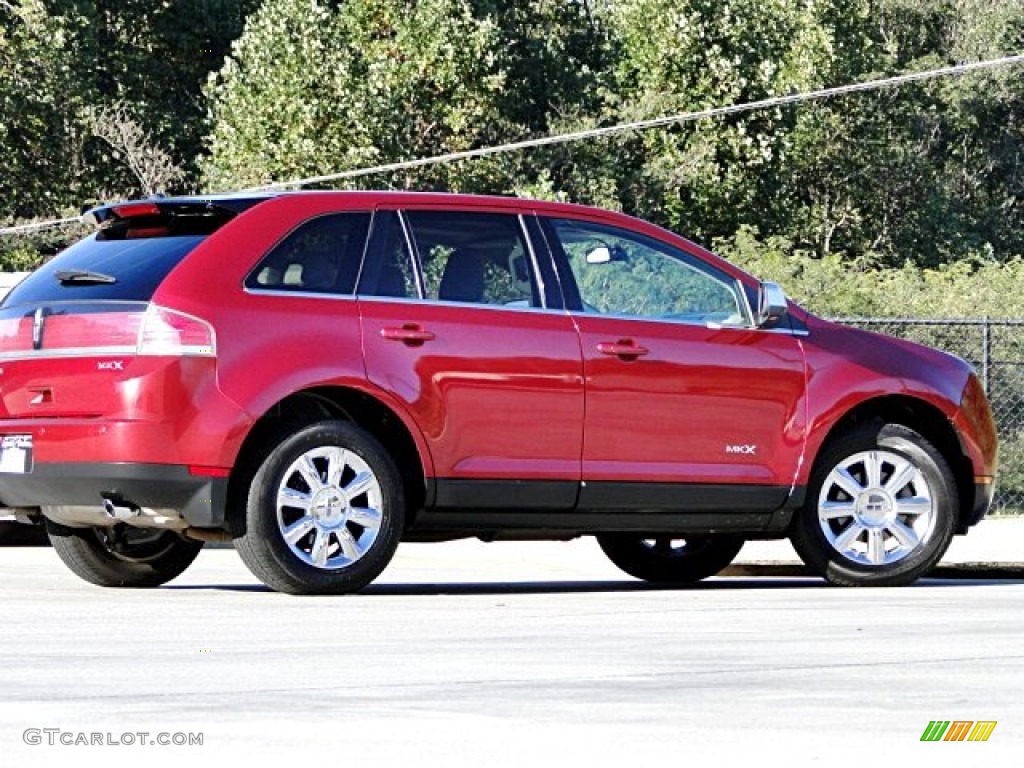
left=54, top=269, right=117, bottom=285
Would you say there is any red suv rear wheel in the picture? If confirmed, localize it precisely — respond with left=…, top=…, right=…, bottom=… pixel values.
left=233, top=420, right=405, bottom=595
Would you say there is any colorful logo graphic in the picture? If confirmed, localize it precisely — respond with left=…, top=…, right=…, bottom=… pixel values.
left=920, top=721, right=997, bottom=742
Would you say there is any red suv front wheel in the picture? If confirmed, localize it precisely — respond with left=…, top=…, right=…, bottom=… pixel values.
left=791, top=421, right=957, bottom=586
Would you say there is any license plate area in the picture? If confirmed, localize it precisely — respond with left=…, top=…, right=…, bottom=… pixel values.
left=0, top=434, right=33, bottom=473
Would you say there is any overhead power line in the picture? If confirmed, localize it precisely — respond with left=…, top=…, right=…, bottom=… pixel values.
left=0, top=216, right=83, bottom=237
left=248, top=53, right=1024, bottom=191
left=3, top=52, right=1023, bottom=237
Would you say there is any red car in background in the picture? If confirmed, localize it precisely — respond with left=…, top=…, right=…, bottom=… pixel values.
left=0, top=192, right=998, bottom=593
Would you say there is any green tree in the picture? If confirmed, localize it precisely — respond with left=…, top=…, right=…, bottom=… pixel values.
left=1, top=0, right=256, bottom=267
left=202, top=0, right=612, bottom=193
left=0, top=0, right=255, bottom=213
left=6, top=0, right=1023, bottom=284
left=0, top=1, right=85, bottom=221
left=773, top=0, right=1024, bottom=265
left=590, top=0, right=846, bottom=244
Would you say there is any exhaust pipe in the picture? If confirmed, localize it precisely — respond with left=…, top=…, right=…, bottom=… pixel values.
left=103, top=498, right=140, bottom=521
left=43, top=503, right=188, bottom=531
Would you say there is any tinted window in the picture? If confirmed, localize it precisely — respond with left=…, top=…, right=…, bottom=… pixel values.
left=246, top=213, right=371, bottom=295
left=547, top=219, right=747, bottom=325
left=404, top=211, right=540, bottom=307
left=356, top=212, right=419, bottom=299
left=2, top=234, right=206, bottom=308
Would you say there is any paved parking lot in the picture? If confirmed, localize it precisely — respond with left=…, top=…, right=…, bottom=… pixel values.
left=1, top=532, right=1022, bottom=768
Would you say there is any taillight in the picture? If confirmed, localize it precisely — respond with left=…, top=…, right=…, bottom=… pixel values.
left=0, top=302, right=215, bottom=359
left=45, top=311, right=142, bottom=350
left=0, top=315, right=35, bottom=354
left=137, top=306, right=216, bottom=357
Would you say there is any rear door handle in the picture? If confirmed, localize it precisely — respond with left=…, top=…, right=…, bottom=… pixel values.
left=380, top=325, right=436, bottom=345
left=596, top=340, right=649, bottom=359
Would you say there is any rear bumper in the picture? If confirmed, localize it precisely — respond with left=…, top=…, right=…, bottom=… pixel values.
left=0, top=462, right=228, bottom=527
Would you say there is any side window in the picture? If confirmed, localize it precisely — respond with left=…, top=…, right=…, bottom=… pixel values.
left=404, top=211, right=540, bottom=308
left=548, top=218, right=747, bottom=325
left=357, top=212, right=419, bottom=299
left=245, top=213, right=370, bottom=295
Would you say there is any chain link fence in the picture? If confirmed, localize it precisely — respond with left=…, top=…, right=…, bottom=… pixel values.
left=838, top=318, right=1023, bottom=515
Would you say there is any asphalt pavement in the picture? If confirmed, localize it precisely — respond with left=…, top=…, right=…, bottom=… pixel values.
left=0, top=517, right=1022, bottom=768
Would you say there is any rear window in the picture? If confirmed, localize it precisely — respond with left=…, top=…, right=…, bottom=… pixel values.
left=1, top=234, right=206, bottom=308
left=1, top=202, right=247, bottom=309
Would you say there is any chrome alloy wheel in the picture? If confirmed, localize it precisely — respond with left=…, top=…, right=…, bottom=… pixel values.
left=275, top=446, right=384, bottom=570
left=817, top=449, right=937, bottom=567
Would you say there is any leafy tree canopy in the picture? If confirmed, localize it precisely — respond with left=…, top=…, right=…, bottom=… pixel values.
left=4, top=0, right=1023, bottom=291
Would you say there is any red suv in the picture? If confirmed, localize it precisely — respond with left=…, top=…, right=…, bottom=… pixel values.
left=0, top=192, right=998, bottom=593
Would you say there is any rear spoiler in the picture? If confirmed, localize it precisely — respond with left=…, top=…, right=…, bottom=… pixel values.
left=82, top=196, right=275, bottom=228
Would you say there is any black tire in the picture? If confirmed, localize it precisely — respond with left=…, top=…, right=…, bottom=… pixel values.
left=46, top=521, right=203, bottom=587
left=790, top=422, right=957, bottom=587
left=233, top=420, right=404, bottom=595
left=597, top=534, right=745, bottom=583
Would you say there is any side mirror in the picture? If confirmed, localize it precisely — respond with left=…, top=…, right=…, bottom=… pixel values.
left=756, top=281, right=788, bottom=327
left=585, top=245, right=627, bottom=264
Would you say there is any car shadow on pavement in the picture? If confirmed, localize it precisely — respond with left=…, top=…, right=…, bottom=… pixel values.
left=163, top=577, right=828, bottom=595
left=0, top=523, right=49, bottom=546
left=361, top=578, right=829, bottom=595
left=162, top=575, right=1023, bottom=594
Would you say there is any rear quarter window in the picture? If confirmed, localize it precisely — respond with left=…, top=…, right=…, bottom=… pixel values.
left=245, top=212, right=371, bottom=296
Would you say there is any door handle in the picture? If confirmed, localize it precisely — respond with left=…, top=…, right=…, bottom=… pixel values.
left=380, top=325, right=436, bottom=345
left=596, top=340, right=649, bottom=359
